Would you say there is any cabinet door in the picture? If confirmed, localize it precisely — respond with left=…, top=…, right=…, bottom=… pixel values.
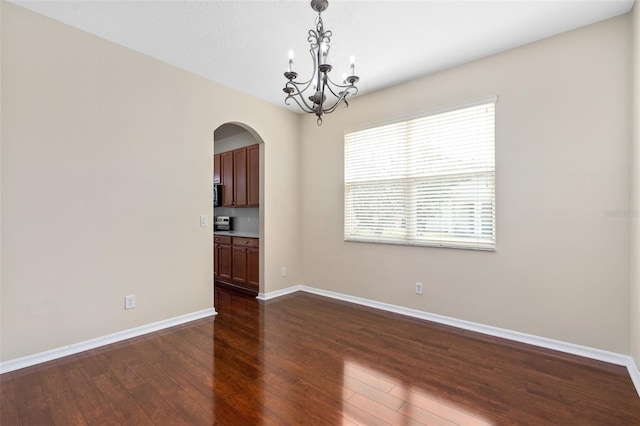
left=221, top=151, right=234, bottom=207
left=247, top=247, right=259, bottom=290
left=218, top=244, right=232, bottom=280
left=232, top=246, right=247, bottom=284
left=233, top=148, right=247, bottom=207
left=213, top=243, right=219, bottom=278
left=213, top=154, right=221, bottom=184
left=247, top=144, right=259, bottom=207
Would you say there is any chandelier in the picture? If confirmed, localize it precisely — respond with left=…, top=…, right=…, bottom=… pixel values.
left=283, top=0, right=359, bottom=126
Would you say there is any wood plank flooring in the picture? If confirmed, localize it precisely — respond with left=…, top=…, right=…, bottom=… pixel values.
left=2, top=287, right=639, bottom=425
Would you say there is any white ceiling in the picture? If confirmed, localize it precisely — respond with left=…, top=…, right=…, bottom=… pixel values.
left=12, top=0, right=635, bottom=113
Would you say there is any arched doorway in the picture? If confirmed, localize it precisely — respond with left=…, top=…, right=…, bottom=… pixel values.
left=213, top=122, right=264, bottom=304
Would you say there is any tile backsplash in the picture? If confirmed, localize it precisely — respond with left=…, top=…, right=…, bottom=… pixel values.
left=214, top=207, right=259, bottom=233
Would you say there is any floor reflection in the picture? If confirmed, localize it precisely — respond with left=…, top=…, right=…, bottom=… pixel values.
left=343, top=361, right=494, bottom=425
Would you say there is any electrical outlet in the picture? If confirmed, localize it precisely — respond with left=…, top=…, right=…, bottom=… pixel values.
left=281, top=267, right=287, bottom=277
left=415, top=282, right=423, bottom=295
left=125, top=295, right=136, bottom=310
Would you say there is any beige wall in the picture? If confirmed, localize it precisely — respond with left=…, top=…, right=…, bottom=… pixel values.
left=632, top=1, right=640, bottom=367
left=300, top=15, right=632, bottom=353
left=0, top=2, right=300, bottom=361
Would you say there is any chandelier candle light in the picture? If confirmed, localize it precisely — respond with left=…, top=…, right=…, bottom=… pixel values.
left=283, top=0, right=359, bottom=125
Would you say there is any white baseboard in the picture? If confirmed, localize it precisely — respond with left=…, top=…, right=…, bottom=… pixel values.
left=0, top=308, right=217, bottom=374
left=257, top=285, right=302, bottom=300
left=276, top=284, right=640, bottom=398
left=629, top=360, right=640, bottom=397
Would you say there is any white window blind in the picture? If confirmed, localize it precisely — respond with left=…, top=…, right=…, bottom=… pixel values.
left=344, top=98, right=496, bottom=250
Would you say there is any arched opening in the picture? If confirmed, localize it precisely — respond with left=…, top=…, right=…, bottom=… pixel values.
left=213, top=122, right=264, bottom=305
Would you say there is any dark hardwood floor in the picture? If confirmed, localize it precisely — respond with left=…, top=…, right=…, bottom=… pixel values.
left=2, top=286, right=639, bottom=425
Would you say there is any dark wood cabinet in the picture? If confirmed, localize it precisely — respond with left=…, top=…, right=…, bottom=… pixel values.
left=232, top=246, right=248, bottom=284
left=214, top=235, right=232, bottom=281
left=215, top=235, right=259, bottom=296
left=247, top=247, right=259, bottom=288
left=213, top=144, right=259, bottom=208
left=213, top=154, right=221, bottom=184
left=218, top=245, right=232, bottom=281
left=232, top=237, right=258, bottom=291
left=247, top=144, right=259, bottom=207
left=233, top=148, right=248, bottom=207
left=220, top=151, right=234, bottom=207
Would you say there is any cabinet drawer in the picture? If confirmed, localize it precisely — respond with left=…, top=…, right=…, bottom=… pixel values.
left=214, top=235, right=232, bottom=245
left=232, top=237, right=259, bottom=248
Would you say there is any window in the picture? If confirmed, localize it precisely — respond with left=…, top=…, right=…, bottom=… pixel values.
left=344, top=97, right=496, bottom=251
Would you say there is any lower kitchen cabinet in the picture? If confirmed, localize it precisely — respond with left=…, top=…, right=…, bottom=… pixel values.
left=214, top=236, right=232, bottom=281
left=232, top=245, right=248, bottom=284
left=214, top=235, right=259, bottom=296
left=247, top=247, right=259, bottom=288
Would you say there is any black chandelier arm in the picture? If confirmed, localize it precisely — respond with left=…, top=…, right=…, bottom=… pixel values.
left=325, top=73, right=360, bottom=92
left=319, top=78, right=358, bottom=114
left=284, top=44, right=317, bottom=96
left=284, top=94, right=315, bottom=114
left=323, top=77, right=358, bottom=100
left=320, top=89, right=351, bottom=114
left=286, top=75, right=315, bottom=95
left=323, top=96, right=350, bottom=114
left=284, top=93, right=315, bottom=114
left=322, top=97, right=349, bottom=115
left=284, top=75, right=359, bottom=117
left=283, top=81, right=319, bottom=112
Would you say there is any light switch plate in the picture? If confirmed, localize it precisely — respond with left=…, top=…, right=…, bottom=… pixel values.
left=125, top=295, right=136, bottom=310
left=200, top=215, right=208, bottom=227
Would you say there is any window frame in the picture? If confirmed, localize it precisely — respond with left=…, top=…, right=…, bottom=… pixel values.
left=344, top=96, right=497, bottom=251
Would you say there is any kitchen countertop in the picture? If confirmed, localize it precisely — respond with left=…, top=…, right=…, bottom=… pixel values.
left=214, top=230, right=259, bottom=239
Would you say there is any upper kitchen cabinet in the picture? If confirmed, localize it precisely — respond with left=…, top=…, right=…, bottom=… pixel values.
left=213, top=154, right=221, bottom=184
left=215, top=144, right=259, bottom=208
left=247, top=144, right=259, bottom=207
left=220, top=151, right=235, bottom=207
left=233, top=148, right=247, bottom=206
